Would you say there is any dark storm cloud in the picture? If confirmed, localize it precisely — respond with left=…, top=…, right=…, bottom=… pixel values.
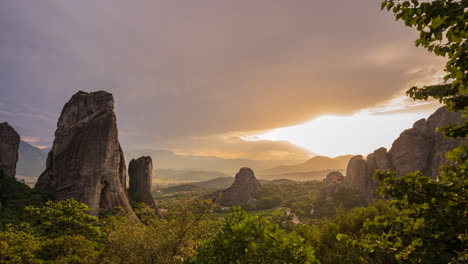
left=0, top=0, right=444, bottom=154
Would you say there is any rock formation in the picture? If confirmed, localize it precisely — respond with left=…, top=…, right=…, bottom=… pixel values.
left=206, top=167, right=261, bottom=206
left=0, top=123, right=20, bottom=178
left=320, top=171, right=345, bottom=199
left=345, top=155, right=367, bottom=195
left=388, top=119, right=433, bottom=176
left=35, top=91, right=136, bottom=217
left=345, top=107, right=466, bottom=201
left=128, top=156, right=157, bottom=209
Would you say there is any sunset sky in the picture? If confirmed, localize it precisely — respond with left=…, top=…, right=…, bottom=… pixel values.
left=0, top=0, right=445, bottom=160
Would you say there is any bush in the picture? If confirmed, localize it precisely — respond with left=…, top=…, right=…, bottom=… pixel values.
left=187, top=207, right=319, bottom=264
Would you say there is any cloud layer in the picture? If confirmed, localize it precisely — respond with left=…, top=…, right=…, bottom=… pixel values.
left=0, top=0, right=444, bottom=157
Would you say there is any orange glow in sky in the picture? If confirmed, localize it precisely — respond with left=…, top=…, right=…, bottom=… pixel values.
left=251, top=105, right=439, bottom=157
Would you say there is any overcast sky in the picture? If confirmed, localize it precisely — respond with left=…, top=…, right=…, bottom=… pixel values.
left=0, top=0, right=445, bottom=160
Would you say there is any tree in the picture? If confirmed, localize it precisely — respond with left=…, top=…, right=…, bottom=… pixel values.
left=101, top=199, right=214, bottom=264
left=355, top=1, right=468, bottom=263
left=0, top=199, right=104, bottom=263
left=0, top=227, right=41, bottom=264
left=381, top=0, right=467, bottom=118
left=26, top=199, right=102, bottom=242
left=312, top=187, right=366, bottom=218
left=361, top=165, right=467, bottom=263
left=298, top=201, right=398, bottom=264
left=0, top=168, right=51, bottom=225
left=186, top=207, right=319, bottom=264
left=38, top=235, right=99, bottom=264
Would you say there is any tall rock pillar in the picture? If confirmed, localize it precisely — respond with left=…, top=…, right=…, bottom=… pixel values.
left=35, top=91, right=135, bottom=217
left=128, top=156, right=158, bottom=209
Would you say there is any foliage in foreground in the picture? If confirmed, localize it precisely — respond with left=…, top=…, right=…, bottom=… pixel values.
left=382, top=0, right=467, bottom=117
left=0, top=199, right=101, bottom=264
left=0, top=198, right=215, bottom=264
left=0, top=168, right=51, bottom=225
left=187, top=207, right=319, bottom=264
left=101, top=199, right=215, bottom=264
left=295, top=201, right=397, bottom=264
left=356, top=149, right=468, bottom=263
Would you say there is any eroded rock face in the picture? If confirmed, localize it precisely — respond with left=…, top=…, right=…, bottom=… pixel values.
left=128, top=156, right=157, bottom=209
left=388, top=107, right=465, bottom=177
left=426, top=107, right=465, bottom=176
left=35, top=91, right=135, bottom=217
left=388, top=119, right=433, bottom=176
left=345, top=155, right=367, bottom=194
left=364, top=147, right=392, bottom=201
left=345, top=107, right=465, bottom=202
left=0, top=123, right=20, bottom=178
left=207, top=167, right=261, bottom=205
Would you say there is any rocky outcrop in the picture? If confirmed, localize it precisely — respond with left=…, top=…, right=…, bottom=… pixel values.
left=423, top=107, right=464, bottom=176
left=320, top=171, right=345, bottom=199
left=364, top=147, right=392, bottom=201
left=345, top=107, right=465, bottom=201
left=0, top=123, right=20, bottom=178
left=345, top=155, right=367, bottom=195
left=128, top=156, right=157, bottom=209
left=388, top=119, right=433, bottom=176
left=388, top=107, right=465, bottom=177
left=206, top=167, right=261, bottom=206
left=35, top=91, right=135, bottom=217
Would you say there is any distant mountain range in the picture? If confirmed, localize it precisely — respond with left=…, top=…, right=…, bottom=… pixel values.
left=155, top=169, right=229, bottom=185
left=17, top=141, right=47, bottom=178
left=126, top=149, right=302, bottom=175
left=257, top=155, right=352, bottom=179
left=257, top=169, right=346, bottom=181
left=16, top=144, right=352, bottom=183
left=159, top=177, right=235, bottom=194
left=157, top=176, right=316, bottom=197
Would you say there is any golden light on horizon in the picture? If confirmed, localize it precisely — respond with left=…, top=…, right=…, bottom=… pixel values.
left=251, top=107, right=438, bottom=158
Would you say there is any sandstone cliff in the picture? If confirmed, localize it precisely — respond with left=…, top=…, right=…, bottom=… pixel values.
left=128, top=156, right=158, bottom=209
left=35, top=91, right=136, bottom=217
left=206, top=167, right=261, bottom=206
left=0, top=123, right=20, bottom=178
left=345, top=107, right=465, bottom=201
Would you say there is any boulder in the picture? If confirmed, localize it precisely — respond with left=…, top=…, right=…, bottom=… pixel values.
left=35, top=91, right=136, bottom=217
left=206, top=167, right=261, bottom=206
left=0, top=123, right=20, bottom=178
left=128, top=156, right=157, bottom=209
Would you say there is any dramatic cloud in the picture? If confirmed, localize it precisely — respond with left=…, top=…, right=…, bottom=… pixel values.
left=0, top=0, right=445, bottom=157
